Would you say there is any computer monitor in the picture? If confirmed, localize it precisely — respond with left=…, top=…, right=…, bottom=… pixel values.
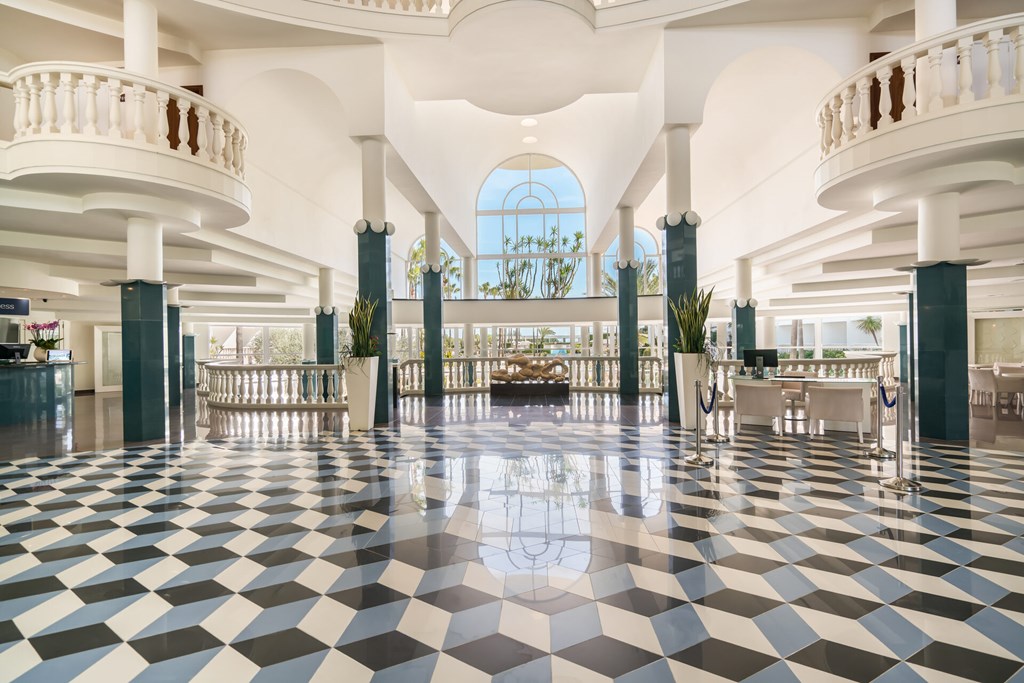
left=0, top=343, right=31, bottom=361
left=743, top=348, right=779, bottom=378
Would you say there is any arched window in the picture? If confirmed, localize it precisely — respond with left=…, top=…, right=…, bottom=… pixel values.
left=406, top=237, right=461, bottom=299
left=602, top=227, right=661, bottom=296
left=476, top=154, right=587, bottom=299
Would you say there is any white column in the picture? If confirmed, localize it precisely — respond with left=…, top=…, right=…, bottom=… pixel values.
left=918, top=193, right=960, bottom=262
left=302, top=322, right=315, bottom=361
left=813, top=318, right=823, bottom=359
left=666, top=125, right=692, bottom=211
left=762, top=316, right=777, bottom=350
left=412, top=328, right=421, bottom=358
left=915, top=0, right=957, bottom=113
left=166, top=286, right=179, bottom=306
left=588, top=252, right=602, bottom=296
left=489, top=327, right=497, bottom=357
left=463, top=323, right=475, bottom=357
left=588, top=252, right=603, bottom=356
left=261, top=325, right=271, bottom=364
left=618, top=206, right=635, bottom=260
left=881, top=313, right=901, bottom=352
left=318, top=267, right=335, bottom=308
left=123, top=0, right=158, bottom=78
left=424, top=212, right=441, bottom=267
left=735, top=258, right=752, bottom=301
left=126, top=217, right=162, bottom=281
left=195, top=324, right=211, bottom=359
left=569, top=325, right=576, bottom=354
left=462, top=256, right=476, bottom=299
left=361, top=138, right=386, bottom=222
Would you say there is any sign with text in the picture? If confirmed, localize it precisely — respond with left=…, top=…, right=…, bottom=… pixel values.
left=0, top=298, right=31, bottom=316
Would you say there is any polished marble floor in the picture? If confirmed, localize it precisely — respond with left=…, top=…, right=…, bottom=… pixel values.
left=1, top=396, right=1023, bottom=681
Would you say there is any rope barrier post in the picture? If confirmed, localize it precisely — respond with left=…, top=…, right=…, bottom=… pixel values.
left=685, top=380, right=714, bottom=466
left=705, top=379, right=728, bottom=444
left=881, top=385, right=923, bottom=493
left=866, top=375, right=895, bottom=460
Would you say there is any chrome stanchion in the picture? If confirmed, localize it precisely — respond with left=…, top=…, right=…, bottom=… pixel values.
left=881, top=385, right=923, bottom=493
left=705, top=379, right=728, bottom=444
left=685, top=380, right=714, bottom=466
left=866, top=375, right=895, bottom=460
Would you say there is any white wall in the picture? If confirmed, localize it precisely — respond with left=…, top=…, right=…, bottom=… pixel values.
left=67, top=321, right=96, bottom=390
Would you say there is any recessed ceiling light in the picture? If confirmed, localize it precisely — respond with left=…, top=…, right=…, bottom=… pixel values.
left=521, top=118, right=538, bottom=127
left=522, top=136, right=537, bottom=144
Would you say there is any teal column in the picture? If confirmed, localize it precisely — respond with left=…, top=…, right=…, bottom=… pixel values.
left=661, top=213, right=698, bottom=423
left=357, top=221, right=393, bottom=423
left=914, top=263, right=968, bottom=441
left=617, top=264, right=639, bottom=395
left=897, top=323, right=908, bottom=385
left=423, top=267, right=443, bottom=397
left=316, top=311, right=338, bottom=364
left=732, top=304, right=756, bottom=361
left=182, top=334, right=196, bottom=390
left=166, top=304, right=181, bottom=407
left=121, top=281, right=167, bottom=442
left=907, top=292, right=916, bottom=403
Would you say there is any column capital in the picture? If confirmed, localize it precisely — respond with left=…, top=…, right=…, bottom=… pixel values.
left=656, top=211, right=701, bottom=230
left=353, top=219, right=395, bottom=236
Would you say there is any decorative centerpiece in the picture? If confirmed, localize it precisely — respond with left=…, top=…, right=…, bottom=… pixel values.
left=668, top=287, right=713, bottom=429
left=27, top=320, right=62, bottom=362
left=490, top=353, right=570, bottom=397
left=342, top=295, right=379, bottom=431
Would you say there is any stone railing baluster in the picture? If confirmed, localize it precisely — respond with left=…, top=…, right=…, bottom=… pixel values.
left=986, top=30, right=1005, bottom=98
left=40, top=73, right=58, bottom=134
left=131, top=84, right=147, bottom=143
left=27, top=76, right=42, bottom=134
left=107, top=78, right=122, bottom=138
left=59, top=72, right=76, bottom=135
left=196, top=107, right=211, bottom=161
left=877, top=65, right=893, bottom=128
left=957, top=37, right=976, bottom=104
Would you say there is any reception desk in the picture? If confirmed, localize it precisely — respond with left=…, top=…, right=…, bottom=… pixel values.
left=730, top=374, right=874, bottom=435
left=0, top=362, right=79, bottom=426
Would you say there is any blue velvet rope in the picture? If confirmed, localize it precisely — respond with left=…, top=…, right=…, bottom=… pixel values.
left=879, top=382, right=897, bottom=409
left=699, top=382, right=717, bottom=415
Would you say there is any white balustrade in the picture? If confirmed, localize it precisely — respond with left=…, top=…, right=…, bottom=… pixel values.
left=4, top=62, right=247, bottom=180
left=398, top=355, right=664, bottom=396
left=817, top=13, right=1024, bottom=159
left=205, top=362, right=347, bottom=409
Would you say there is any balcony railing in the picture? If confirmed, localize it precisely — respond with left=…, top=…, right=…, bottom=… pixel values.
left=205, top=362, right=346, bottom=409
left=398, top=356, right=664, bottom=396
left=4, top=62, right=247, bottom=181
left=817, top=13, right=1024, bottom=160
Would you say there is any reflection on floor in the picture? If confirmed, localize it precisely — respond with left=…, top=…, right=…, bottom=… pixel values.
left=1, top=397, right=1022, bottom=681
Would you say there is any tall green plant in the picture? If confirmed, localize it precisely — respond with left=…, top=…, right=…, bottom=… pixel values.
left=537, top=227, right=584, bottom=299
left=668, top=286, right=714, bottom=355
left=345, top=295, right=379, bottom=358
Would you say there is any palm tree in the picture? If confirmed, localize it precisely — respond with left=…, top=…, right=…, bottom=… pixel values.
left=856, top=316, right=883, bottom=346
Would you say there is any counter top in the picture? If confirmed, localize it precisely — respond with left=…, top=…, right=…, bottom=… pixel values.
left=0, top=362, right=84, bottom=370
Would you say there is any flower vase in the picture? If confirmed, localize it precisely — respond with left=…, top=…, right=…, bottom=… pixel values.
left=33, top=346, right=49, bottom=363
left=346, top=356, right=379, bottom=431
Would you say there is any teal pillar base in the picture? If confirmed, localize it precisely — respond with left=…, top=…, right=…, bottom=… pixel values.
left=423, top=269, right=443, bottom=397
left=617, top=265, right=639, bottom=395
left=732, top=304, right=756, bottom=361
left=898, top=324, right=908, bottom=385
left=121, top=281, right=167, bottom=442
left=662, top=216, right=698, bottom=423
left=316, top=312, right=339, bottom=365
left=167, top=305, right=181, bottom=407
left=182, top=335, right=196, bottom=390
left=914, top=263, right=968, bottom=441
left=358, top=223, right=393, bottom=424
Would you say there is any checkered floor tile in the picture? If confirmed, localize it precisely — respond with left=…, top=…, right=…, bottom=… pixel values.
left=2, top=405, right=1024, bottom=681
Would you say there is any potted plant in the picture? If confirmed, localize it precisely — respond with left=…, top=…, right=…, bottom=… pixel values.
left=668, top=287, right=714, bottom=429
left=342, top=295, right=379, bottom=431
left=27, top=320, right=63, bottom=362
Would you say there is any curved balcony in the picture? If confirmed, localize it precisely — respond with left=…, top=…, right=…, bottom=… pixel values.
left=1, top=62, right=251, bottom=229
left=815, top=14, right=1024, bottom=210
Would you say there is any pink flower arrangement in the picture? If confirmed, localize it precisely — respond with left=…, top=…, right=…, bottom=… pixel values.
left=27, top=320, right=63, bottom=350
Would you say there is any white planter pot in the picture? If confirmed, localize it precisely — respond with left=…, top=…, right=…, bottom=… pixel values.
left=346, top=356, right=379, bottom=431
left=674, top=352, right=708, bottom=430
